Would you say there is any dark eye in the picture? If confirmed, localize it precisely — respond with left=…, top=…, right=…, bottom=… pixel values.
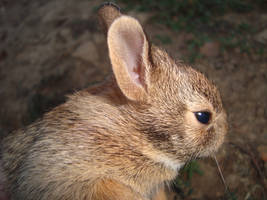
left=194, top=112, right=211, bottom=124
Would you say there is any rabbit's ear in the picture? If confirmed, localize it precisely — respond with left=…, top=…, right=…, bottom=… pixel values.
left=107, top=16, right=150, bottom=102
left=98, top=2, right=121, bottom=35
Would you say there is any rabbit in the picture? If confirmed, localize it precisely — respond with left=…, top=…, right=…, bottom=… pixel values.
left=0, top=2, right=227, bottom=200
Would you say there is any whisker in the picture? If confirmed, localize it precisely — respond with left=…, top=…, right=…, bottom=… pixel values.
left=213, top=154, right=230, bottom=194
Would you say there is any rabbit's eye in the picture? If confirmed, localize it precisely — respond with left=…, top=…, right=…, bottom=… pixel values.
left=194, top=112, right=211, bottom=124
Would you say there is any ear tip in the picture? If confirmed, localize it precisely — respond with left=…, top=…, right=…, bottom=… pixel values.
left=108, top=16, right=142, bottom=33
left=98, top=2, right=121, bottom=15
left=98, top=2, right=122, bottom=34
left=107, top=16, right=146, bottom=49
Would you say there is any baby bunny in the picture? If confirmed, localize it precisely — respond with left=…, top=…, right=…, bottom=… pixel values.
left=1, top=3, right=227, bottom=200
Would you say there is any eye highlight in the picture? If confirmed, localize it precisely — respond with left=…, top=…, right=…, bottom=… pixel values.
left=194, top=112, right=211, bottom=124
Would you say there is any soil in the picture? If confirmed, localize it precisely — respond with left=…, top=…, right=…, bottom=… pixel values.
left=0, top=0, right=266, bottom=199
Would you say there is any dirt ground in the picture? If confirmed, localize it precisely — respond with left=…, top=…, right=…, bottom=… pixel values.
left=0, top=0, right=266, bottom=199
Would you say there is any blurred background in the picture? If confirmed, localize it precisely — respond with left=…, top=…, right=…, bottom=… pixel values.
left=0, top=0, right=266, bottom=199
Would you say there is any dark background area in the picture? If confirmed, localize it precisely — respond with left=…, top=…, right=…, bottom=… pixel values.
left=0, top=0, right=266, bottom=199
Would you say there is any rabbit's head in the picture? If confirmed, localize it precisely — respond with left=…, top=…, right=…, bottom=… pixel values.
left=99, top=3, right=227, bottom=164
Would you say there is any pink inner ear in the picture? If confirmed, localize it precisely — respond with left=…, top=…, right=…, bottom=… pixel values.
left=117, top=29, right=144, bottom=87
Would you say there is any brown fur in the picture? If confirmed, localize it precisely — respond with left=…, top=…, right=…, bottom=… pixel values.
left=1, top=3, right=227, bottom=200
